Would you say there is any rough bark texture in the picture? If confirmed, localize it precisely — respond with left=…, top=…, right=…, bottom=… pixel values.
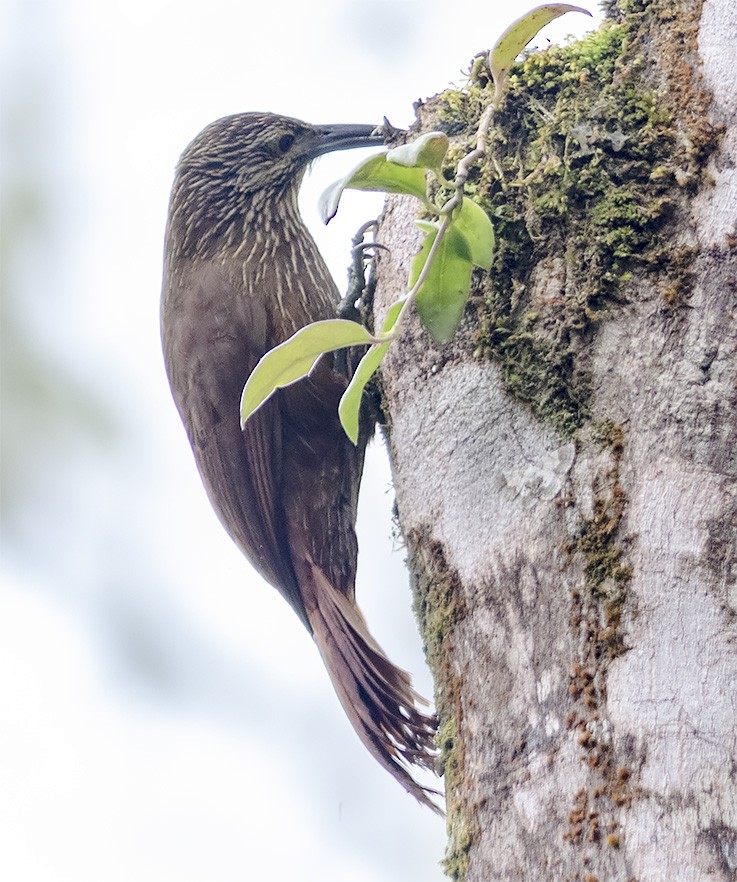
left=373, top=1, right=736, bottom=879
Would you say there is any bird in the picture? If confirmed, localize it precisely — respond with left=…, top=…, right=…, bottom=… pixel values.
left=160, top=112, right=440, bottom=810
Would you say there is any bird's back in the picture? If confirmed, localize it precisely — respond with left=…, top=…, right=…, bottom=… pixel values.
left=161, top=231, right=360, bottom=622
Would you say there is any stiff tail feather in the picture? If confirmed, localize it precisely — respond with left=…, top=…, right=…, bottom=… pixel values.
left=301, top=559, right=442, bottom=813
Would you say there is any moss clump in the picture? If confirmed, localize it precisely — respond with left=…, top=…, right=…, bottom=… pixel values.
left=472, top=309, right=591, bottom=436
left=408, top=533, right=465, bottom=801
left=437, top=717, right=474, bottom=881
left=567, top=422, right=631, bottom=659
left=424, top=8, right=718, bottom=437
left=573, top=490, right=631, bottom=598
left=443, top=826, right=472, bottom=881
left=406, top=530, right=471, bottom=879
left=410, top=534, right=465, bottom=673
left=591, top=419, right=624, bottom=456
left=443, top=817, right=473, bottom=880
left=437, top=716, right=460, bottom=787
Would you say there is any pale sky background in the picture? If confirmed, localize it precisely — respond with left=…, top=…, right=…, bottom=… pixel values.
left=1, top=1, right=599, bottom=880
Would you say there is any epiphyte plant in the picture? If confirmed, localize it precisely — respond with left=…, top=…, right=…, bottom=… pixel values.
left=240, top=4, right=592, bottom=444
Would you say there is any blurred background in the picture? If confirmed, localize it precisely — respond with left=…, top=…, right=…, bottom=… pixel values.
left=0, top=1, right=598, bottom=879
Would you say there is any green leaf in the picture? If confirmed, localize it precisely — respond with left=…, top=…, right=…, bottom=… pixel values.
left=338, top=299, right=405, bottom=444
left=377, top=297, right=406, bottom=337
left=386, top=132, right=449, bottom=177
left=410, top=222, right=474, bottom=343
left=240, top=319, right=374, bottom=425
left=454, top=198, right=495, bottom=270
left=490, top=4, right=592, bottom=96
left=319, top=154, right=430, bottom=223
left=339, top=342, right=390, bottom=444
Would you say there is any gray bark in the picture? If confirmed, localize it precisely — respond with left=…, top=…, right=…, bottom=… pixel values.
left=373, top=1, right=737, bottom=879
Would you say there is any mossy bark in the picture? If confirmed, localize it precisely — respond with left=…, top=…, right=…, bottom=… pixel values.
left=373, top=1, right=737, bottom=879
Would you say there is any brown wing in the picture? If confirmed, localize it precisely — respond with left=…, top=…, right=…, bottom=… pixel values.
left=161, top=257, right=309, bottom=627
left=163, top=256, right=441, bottom=809
left=279, top=355, right=366, bottom=600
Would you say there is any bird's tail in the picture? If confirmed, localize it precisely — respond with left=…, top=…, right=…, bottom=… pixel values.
left=299, top=557, right=442, bottom=813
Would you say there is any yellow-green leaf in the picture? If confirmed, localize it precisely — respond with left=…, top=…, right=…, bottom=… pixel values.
left=240, top=319, right=374, bottom=425
left=378, top=297, right=405, bottom=335
left=338, top=299, right=404, bottom=443
left=319, top=154, right=430, bottom=223
left=490, top=4, right=592, bottom=97
left=339, top=342, right=391, bottom=444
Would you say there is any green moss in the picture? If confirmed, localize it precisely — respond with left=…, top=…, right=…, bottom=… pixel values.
left=567, top=422, right=631, bottom=658
left=573, top=492, right=632, bottom=598
left=443, top=826, right=472, bottom=882
left=437, top=717, right=459, bottom=782
left=590, top=419, right=624, bottom=455
left=409, top=540, right=464, bottom=813
left=411, top=536, right=465, bottom=673
left=406, top=531, right=471, bottom=880
left=426, top=10, right=717, bottom=437
left=473, top=314, right=591, bottom=437
left=572, top=422, right=630, bottom=592
left=436, top=717, right=474, bottom=880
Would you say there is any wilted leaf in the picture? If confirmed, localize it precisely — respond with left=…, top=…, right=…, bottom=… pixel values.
left=240, top=319, right=374, bottom=425
left=410, top=222, right=474, bottom=342
left=319, top=154, right=430, bottom=223
left=490, top=4, right=592, bottom=96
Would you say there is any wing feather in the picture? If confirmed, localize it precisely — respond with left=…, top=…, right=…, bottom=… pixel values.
left=162, top=257, right=309, bottom=626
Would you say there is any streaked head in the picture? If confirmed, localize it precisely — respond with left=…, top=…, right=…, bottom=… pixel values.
left=167, top=112, right=382, bottom=255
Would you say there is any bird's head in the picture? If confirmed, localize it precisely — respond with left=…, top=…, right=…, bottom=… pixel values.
left=167, top=112, right=383, bottom=256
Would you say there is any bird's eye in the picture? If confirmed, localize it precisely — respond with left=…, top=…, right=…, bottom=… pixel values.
left=278, top=134, right=295, bottom=153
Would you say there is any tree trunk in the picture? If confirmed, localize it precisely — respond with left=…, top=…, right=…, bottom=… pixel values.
left=373, top=1, right=737, bottom=879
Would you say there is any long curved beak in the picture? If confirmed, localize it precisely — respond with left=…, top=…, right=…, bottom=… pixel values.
left=311, top=123, right=385, bottom=157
